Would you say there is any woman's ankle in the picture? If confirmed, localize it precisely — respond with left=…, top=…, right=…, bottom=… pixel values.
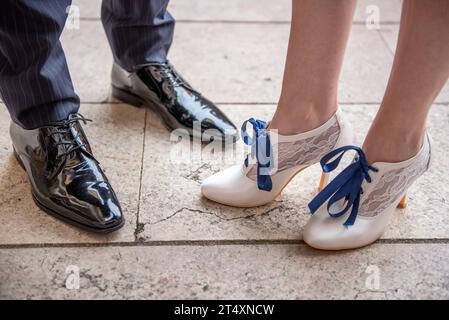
left=269, top=102, right=338, bottom=135
left=363, top=126, right=425, bottom=164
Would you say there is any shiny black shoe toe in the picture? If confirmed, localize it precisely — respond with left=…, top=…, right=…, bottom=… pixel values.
left=10, top=114, right=124, bottom=233
left=111, top=61, right=238, bottom=143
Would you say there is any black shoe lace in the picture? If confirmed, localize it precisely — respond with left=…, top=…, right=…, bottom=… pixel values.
left=43, top=113, right=96, bottom=178
left=135, top=61, right=201, bottom=95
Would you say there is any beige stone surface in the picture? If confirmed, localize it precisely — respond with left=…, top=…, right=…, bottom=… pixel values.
left=61, top=21, right=393, bottom=104
left=138, top=104, right=449, bottom=241
left=1, top=243, right=448, bottom=299
left=378, top=25, right=449, bottom=103
left=1, top=0, right=447, bottom=301
left=169, top=0, right=402, bottom=23
left=61, top=22, right=113, bottom=103
left=55, top=0, right=447, bottom=105
left=74, top=0, right=402, bottom=23
left=0, top=104, right=144, bottom=244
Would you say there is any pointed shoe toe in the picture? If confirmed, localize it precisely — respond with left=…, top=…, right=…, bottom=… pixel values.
left=200, top=112, right=239, bottom=143
left=303, top=208, right=380, bottom=250
left=83, top=189, right=124, bottom=232
left=201, top=165, right=268, bottom=207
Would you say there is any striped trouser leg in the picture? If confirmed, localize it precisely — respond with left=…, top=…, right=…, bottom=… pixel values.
left=0, top=0, right=80, bottom=129
left=101, top=0, right=175, bottom=71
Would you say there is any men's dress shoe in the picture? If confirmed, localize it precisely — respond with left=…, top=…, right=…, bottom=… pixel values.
left=110, top=61, right=238, bottom=142
left=10, top=114, right=124, bottom=233
left=201, top=109, right=354, bottom=207
left=304, top=132, right=432, bottom=250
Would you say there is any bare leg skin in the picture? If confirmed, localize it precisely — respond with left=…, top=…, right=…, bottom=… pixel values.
left=363, top=0, right=449, bottom=163
left=269, top=0, right=357, bottom=135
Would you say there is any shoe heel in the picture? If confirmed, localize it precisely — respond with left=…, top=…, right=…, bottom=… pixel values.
left=318, top=172, right=329, bottom=192
left=13, top=148, right=25, bottom=171
left=111, top=85, right=144, bottom=107
left=397, top=194, right=407, bottom=209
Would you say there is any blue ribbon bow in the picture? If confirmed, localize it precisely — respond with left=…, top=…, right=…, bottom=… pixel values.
left=308, top=146, right=378, bottom=226
left=241, top=118, right=273, bottom=191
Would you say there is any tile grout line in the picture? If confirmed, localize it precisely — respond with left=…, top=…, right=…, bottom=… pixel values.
left=78, top=17, right=401, bottom=25
left=377, top=28, right=395, bottom=56
left=0, top=238, right=448, bottom=250
left=133, top=110, right=148, bottom=241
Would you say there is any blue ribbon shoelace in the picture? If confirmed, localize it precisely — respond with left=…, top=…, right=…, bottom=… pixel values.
left=241, top=118, right=273, bottom=191
left=308, top=146, right=378, bottom=226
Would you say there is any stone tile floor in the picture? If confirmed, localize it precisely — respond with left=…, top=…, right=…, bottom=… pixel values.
left=1, top=0, right=448, bottom=299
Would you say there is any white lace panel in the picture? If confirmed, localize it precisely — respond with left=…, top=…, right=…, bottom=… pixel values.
left=246, top=119, right=340, bottom=180
left=358, top=137, right=430, bottom=217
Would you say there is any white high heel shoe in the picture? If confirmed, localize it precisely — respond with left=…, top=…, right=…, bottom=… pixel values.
left=201, top=109, right=354, bottom=207
left=304, top=132, right=432, bottom=250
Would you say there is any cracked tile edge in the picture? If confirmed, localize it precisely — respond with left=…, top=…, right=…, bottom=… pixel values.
left=134, top=110, right=148, bottom=242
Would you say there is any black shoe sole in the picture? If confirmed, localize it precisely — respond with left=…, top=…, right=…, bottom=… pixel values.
left=13, top=149, right=125, bottom=234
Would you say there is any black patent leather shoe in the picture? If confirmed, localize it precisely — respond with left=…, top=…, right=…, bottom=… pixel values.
left=10, top=114, right=124, bottom=233
left=110, top=61, right=238, bottom=142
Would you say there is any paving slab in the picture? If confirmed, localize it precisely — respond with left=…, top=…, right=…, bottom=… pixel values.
left=139, top=104, right=449, bottom=241
left=73, top=0, right=402, bottom=23
left=1, top=243, right=448, bottom=299
left=61, top=21, right=393, bottom=104
left=354, top=0, right=402, bottom=23
left=2, top=0, right=448, bottom=303
left=378, top=25, right=449, bottom=103
left=61, top=21, right=113, bottom=103
left=0, top=104, right=144, bottom=244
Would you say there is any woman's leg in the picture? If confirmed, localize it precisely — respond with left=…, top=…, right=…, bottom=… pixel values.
left=363, top=0, right=449, bottom=163
left=269, top=0, right=357, bottom=135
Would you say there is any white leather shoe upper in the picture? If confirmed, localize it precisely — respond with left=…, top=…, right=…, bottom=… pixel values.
left=201, top=109, right=354, bottom=207
left=304, top=132, right=432, bottom=250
